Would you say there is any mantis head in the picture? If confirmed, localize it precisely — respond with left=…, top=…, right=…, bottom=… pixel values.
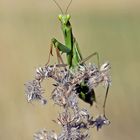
left=52, top=0, right=72, bottom=25
left=58, top=14, right=71, bottom=25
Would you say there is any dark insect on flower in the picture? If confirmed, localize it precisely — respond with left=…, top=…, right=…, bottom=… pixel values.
left=73, top=62, right=111, bottom=106
left=24, top=80, right=47, bottom=105
left=75, top=81, right=96, bottom=106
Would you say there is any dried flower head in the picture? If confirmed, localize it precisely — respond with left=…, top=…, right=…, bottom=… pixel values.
left=24, top=80, right=47, bottom=105
left=93, top=115, right=110, bottom=131
left=34, top=129, right=57, bottom=140
left=25, top=62, right=111, bottom=140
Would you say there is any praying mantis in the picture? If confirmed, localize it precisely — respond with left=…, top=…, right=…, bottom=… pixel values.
left=48, top=0, right=109, bottom=116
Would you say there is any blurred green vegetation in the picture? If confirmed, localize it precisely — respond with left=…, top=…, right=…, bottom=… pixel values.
left=0, top=0, right=140, bottom=140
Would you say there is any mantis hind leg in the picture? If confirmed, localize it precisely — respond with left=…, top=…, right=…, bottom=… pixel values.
left=80, top=52, right=100, bottom=68
left=73, top=37, right=100, bottom=68
left=103, top=84, right=110, bottom=117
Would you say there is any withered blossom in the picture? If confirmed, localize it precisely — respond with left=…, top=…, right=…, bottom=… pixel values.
left=25, top=62, right=111, bottom=140
left=24, top=80, right=47, bottom=105
left=93, top=115, right=110, bottom=131
left=34, top=129, right=57, bottom=140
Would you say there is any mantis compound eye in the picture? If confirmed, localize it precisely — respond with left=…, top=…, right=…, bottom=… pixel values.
left=58, top=14, right=62, bottom=20
left=66, top=14, right=71, bottom=20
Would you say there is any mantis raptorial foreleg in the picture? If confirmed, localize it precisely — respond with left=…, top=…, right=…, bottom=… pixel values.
left=46, top=38, right=71, bottom=65
left=51, top=38, right=71, bottom=54
left=47, top=37, right=100, bottom=69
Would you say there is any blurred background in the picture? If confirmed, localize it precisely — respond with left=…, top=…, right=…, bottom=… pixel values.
left=0, top=0, right=140, bottom=139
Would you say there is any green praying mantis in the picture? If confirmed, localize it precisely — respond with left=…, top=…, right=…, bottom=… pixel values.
left=47, top=0, right=109, bottom=116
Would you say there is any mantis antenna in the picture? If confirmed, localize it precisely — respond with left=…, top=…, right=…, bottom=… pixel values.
left=52, top=0, right=73, bottom=14
left=52, top=0, right=64, bottom=14
left=65, top=0, right=73, bottom=14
